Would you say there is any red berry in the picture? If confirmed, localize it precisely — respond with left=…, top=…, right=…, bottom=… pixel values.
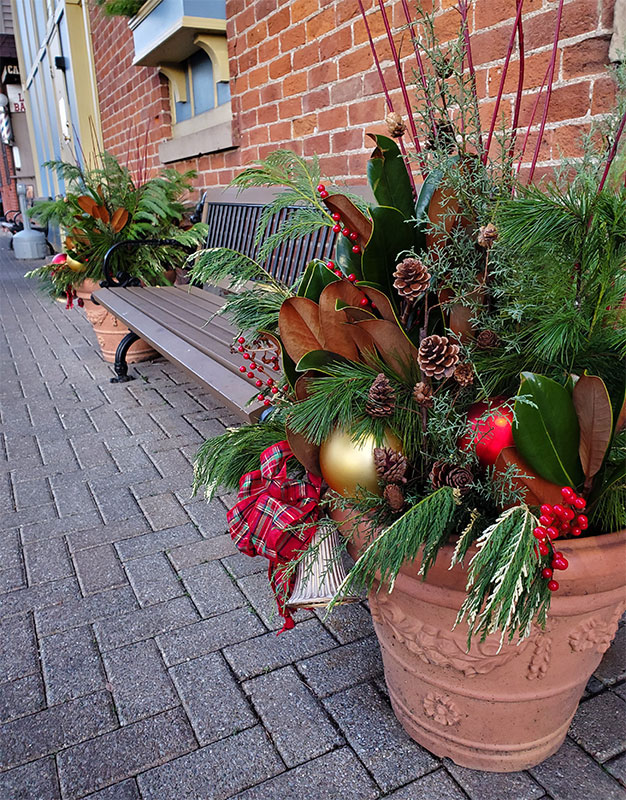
left=538, top=542, right=549, bottom=556
left=540, top=504, right=554, bottom=517
left=332, top=224, right=341, bottom=233
left=370, top=302, right=376, bottom=309
left=559, top=521, right=571, bottom=532
left=359, top=297, right=369, bottom=307
left=257, top=365, right=264, bottom=371
left=334, top=269, right=342, bottom=276
left=320, top=190, right=329, bottom=199
left=249, top=363, right=256, bottom=370
left=349, top=232, right=358, bottom=241
left=342, top=228, right=351, bottom=237
left=237, top=336, right=245, bottom=344
left=352, top=245, right=361, bottom=254
left=255, top=379, right=263, bottom=387
left=542, top=567, right=553, bottom=579
left=573, top=496, right=586, bottom=510
left=239, top=366, right=246, bottom=373
left=263, top=399, right=271, bottom=406
left=577, top=515, right=588, bottom=530
left=533, top=527, right=547, bottom=540
left=538, top=515, right=553, bottom=527
left=553, top=504, right=566, bottom=519
left=271, top=386, right=279, bottom=394
left=243, top=353, right=250, bottom=360
left=561, top=486, right=575, bottom=502
left=552, top=557, right=568, bottom=571
left=548, top=580, right=559, bottom=591
left=317, top=184, right=326, bottom=193
left=77, top=297, right=84, bottom=307
left=332, top=212, right=341, bottom=221
left=326, top=261, right=335, bottom=268
left=247, top=371, right=254, bottom=378
left=237, top=345, right=244, bottom=353
left=348, top=274, right=356, bottom=282
left=257, top=393, right=264, bottom=401
left=546, top=526, right=559, bottom=540
left=267, top=378, right=274, bottom=385
left=562, top=507, right=575, bottom=521
left=571, top=526, right=582, bottom=537
left=273, top=365, right=280, bottom=371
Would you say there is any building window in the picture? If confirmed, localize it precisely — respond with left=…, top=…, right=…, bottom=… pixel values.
left=172, top=48, right=230, bottom=124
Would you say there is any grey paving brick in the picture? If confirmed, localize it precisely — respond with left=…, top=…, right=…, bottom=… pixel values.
left=1, top=501, right=58, bottom=530
left=568, top=691, right=626, bottom=762
left=117, top=408, right=165, bottom=436
left=128, top=474, right=192, bottom=499
left=125, top=552, right=184, bottom=607
left=82, top=779, right=141, bottom=799
left=236, top=570, right=310, bottom=631
left=70, top=434, right=117, bottom=471
left=12, top=476, right=52, bottom=509
left=324, top=683, right=436, bottom=791
left=529, top=737, right=625, bottom=800
left=23, top=536, right=74, bottom=585
left=168, top=533, right=236, bottom=570
left=615, top=681, right=626, bottom=702
left=107, top=442, right=161, bottom=476
left=114, top=522, right=201, bottom=561
left=595, top=623, right=626, bottom=686
left=179, top=497, right=229, bottom=536
left=606, top=752, right=626, bottom=788
left=384, top=768, right=469, bottom=799
left=137, top=492, right=191, bottom=531
left=57, top=707, right=196, bottom=799
left=103, top=639, right=179, bottom=724
left=150, top=408, right=202, bottom=440
left=314, top=602, right=374, bottom=644
left=445, top=759, right=544, bottom=800
left=89, top=484, right=142, bottom=524
left=232, top=746, right=380, bottom=800
left=67, top=515, right=151, bottom=552
left=20, top=509, right=104, bottom=543
left=0, top=615, right=39, bottom=681
left=35, top=585, right=138, bottom=636
left=1, top=690, right=117, bottom=770
left=49, top=475, right=98, bottom=517
left=221, top=551, right=267, bottom=578
left=0, top=757, right=61, bottom=800
left=37, top=436, right=78, bottom=468
left=170, top=651, right=256, bottom=745
left=73, top=544, right=127, bottom=594
left=0, top=527, right=20, bottom=568
left=0, top=564, right=25, bottom=592
left=40, top=626, right=105, bottom=704
left=297, top=635, right=384, bottom=697
left=180, top=560, right=247, bottom=618
left=144, top=445, right=191, bottom=479
left=182, top=408, right=227, bottom=437
left=224, top=618, right=337, bottom=680
left=0, top=672, right=45, bottom=722
left=137, top=725, right=284, bottom=800
left=244, top=665, right=342, bottom=767
left=156, top=607, right=266, bottom=666
left=94, top=595, right=200, bottom=651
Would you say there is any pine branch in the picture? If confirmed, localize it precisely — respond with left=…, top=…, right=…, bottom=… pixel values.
left=189, top=247, right=287, bottom=290
left=258, top=208, right=332, bottom=261
left=218, top=284, right=288, bottom=338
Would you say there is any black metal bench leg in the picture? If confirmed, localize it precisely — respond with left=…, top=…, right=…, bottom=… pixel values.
left=111, top=332, right=140, bottom=383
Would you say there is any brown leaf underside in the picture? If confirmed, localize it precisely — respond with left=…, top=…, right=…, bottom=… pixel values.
left=572, top=375, right=613, bottom=480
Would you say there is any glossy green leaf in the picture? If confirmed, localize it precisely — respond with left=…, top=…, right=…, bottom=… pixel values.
left=415, top=168, right=442, bottom=227
left=366, top=133, right=415, bottom=221
left=297, top=259, right=339, bottom=301
left=295, top=349, right=351, bottom=374
left=512, top=373, right=584, bottom=488
left=334, top=234, right=362, bottom=279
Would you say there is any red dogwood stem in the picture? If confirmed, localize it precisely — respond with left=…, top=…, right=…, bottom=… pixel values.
left=484, top=0, right=526, bottom=164
left=598, top=109, right=626, bottom=192
left=515, top=60, right=550, bottom=177
left=509, top=0, right=526, bottom=163
left=458, top=0, right=484, bottom=155
left=528, top=0, right=565, bottom=182
left=399, top=0, right=438, bottom=141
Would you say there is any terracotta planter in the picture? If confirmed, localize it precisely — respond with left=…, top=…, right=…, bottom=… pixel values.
left=75, top=279, right=157, bottom=364
left=333, top=508, right=626, bottom=772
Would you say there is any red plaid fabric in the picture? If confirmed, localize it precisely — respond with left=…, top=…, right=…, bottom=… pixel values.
left=227, top=441, right=322, bottom=631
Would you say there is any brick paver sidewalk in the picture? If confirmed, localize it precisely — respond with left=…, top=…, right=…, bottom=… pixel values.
left=1, top=238, right=624, bottom=799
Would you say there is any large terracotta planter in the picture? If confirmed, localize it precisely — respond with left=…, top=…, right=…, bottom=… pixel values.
left=333, top=508, right=626, bottom=772
left=75, top=279, right=156, bottom=364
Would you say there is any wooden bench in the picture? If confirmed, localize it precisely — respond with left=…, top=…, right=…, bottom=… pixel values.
left=92, top=202, right=335, bottom=422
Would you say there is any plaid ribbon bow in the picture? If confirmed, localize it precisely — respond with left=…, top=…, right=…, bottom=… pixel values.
left=227, top=441, right=322, bottom=632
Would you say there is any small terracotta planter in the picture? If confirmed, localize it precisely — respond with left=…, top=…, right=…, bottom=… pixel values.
left=75, top=279, right=156, bottom=364
left=333, top=508, right=626, bottom=772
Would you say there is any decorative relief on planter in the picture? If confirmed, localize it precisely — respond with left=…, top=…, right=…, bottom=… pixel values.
left=569, top=606, right=623, bottom=655
left=370, top=593, right=530, bottom=677
left=527, top=634, right=552, bottom=680
left=423, top=692, right=460, bottom=726
left=84, top=306, right=109, bottom=327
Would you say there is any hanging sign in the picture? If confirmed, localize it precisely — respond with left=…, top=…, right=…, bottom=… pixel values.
left=7, top=86, right=25, bottom=113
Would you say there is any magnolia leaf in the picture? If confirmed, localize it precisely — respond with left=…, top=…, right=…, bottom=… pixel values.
left=356, top=284, right=396, bottom=322
left=294, top=373, right=316, bottom=400
left=425, top=185, right=460, bottom=250
left=512, top=373, right=584, bottom=488
left=286, top=425, right=321, bottom=476
left=494, top=447, right=563, bottom=508
left=366, top=133, right=415, bottom=222
left=614, top=391, right=626, bottom=433
left=76, top=195, right=97, bottom=215
left=361, top=206, right=416, bottom=307
left=111, top=208, right=130, bottom=233
left=572, top=375, right=613, bottom=480
left=318, top=283, right=361, bottom=361
left=341, top=305, right=377, bottom=321
left=415, top=168, right=442, bottom=224
left=297, top=259, right=339, bottom=301
left=323, top=194, right=372, bottom=246
left=334, top=234, right=362, bottom=280
left=295, top=350, right=351, bottom=374
left=353, top=319, right=417, bottom=378
left=278, top=297, right=323, bottom=364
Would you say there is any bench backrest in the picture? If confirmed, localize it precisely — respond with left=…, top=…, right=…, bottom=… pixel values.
left=204, top=202, right=336, bottom=286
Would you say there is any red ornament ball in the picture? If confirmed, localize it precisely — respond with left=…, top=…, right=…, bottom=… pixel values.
left=255, top=379, right=263, bottom=387
left=326, top=261, right=335, bottom=269
left=239, top=366, right=246, bottom=373
left=247, top=371, right=254, bottom=378
left=459, top=400, right=514, bottom=467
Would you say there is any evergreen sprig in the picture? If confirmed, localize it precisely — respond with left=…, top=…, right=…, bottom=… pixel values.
left=189, top=247, right=287, bottom=291
left=456, top=505, right=551, bottom=647
left=218, top=285, right=288, bottom=338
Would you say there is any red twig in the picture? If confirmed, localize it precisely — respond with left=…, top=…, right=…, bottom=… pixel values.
left=598, top=108, right=626, bottom=192
left=399, top=0, right=438, bottom=142
left=458, top=0, right=484, bottom=155
left=515, top=61, right=550, bottom=176
left=484, top=0, right=526, bottom=164
left=528, top=0, right=565, bottom=182
left=510, top=0, right=526, bottom=158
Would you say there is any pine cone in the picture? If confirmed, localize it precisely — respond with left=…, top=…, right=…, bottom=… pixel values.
left=476, top=329, right=500, bottom=350
left=412, top=381, right=434, bottom=408
left=393, top=258, right=431, bottom=302
left=374, top=447, right=408, bottom=485
left=477, top=223, right=498, bottom=249
left=430, top=461, right=473, bottom=495
left=453, top=362, right=474, bottom=387
left=385, top=111, right=406, bottom=139
left=418, top=335, right=460, bottom=380
left=384, top=483, right=405, bottom=512
left=366, top=373, right=395, bottom=418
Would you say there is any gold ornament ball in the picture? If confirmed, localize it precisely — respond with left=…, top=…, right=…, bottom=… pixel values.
left=319, top=428, right=403, bottom=496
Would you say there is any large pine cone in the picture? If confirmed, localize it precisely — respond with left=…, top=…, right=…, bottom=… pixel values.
left=384, top=483, right=405, bottom=512
left=374, top=447, right=408, bottom=485
left=393, top=258, right=431, bottom=302
left=418, top=335, right=460, bottom=380
left=412, top=381, right=434, bottom=408
left=385, top=111, right=406, bottom=139
left=366, top=373, right=395, bottom=418
left=430, top=460, right=473, bottom=495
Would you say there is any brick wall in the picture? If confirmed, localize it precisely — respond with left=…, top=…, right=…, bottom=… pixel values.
left=89, top=0, right=618, bottom=191
left=0, top=143, right=18, bottom=214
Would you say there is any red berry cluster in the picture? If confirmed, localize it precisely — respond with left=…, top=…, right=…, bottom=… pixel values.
left=324, top=261, right=376, bottom=310
left=316, top=184, right=361, bottom=255
left=234, top=336, right=285, bottom=407
left=65, top=288, right=82, bottom=309
left=533, top=486, right=588, bottom=592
